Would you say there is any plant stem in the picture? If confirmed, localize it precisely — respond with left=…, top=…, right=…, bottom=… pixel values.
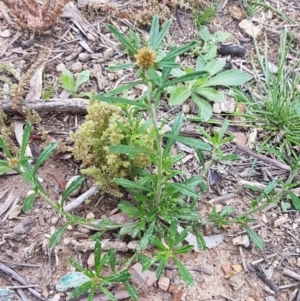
left=146, top=76, right=163, bottom=206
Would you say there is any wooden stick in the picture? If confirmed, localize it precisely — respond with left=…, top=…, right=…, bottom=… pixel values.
left=0, top=98, right=89, bottom=113
left=235, top=142, right=291, bottom=171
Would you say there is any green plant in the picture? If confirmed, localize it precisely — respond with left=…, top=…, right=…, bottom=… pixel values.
left=166, top=28, right=251, bottom=121
left=192, top=2, right=217, bottom=26
left=42, top=76, right=57, bottom=100
left=61, top=69, right=90, bottom=97
left=68, top=240, right=138, bottom=301
left=196, top=120, right=239, bottom=174
left=0, top=15, right=279, bottom=294
left=142, top=218, right=194, bottom=285
left=71, top=100, right=154, bottom=197
left=235, top=27, right=300, bottom=155
left=193, top=27, right=232, bottom=59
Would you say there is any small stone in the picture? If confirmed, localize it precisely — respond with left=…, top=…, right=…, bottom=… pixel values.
left=42, top=290, right=49, bottom=298
left=78, top=53, right=90, bottom=63
left=182, top=104, right=190, bottom=113
left=162, top=292, right=172, bottom=300
left=158, top=277, right=170, bottom=291
left=103, top=48, right=114, bottom=58
left=130, top=263, right=157, bottom=287
left=51, top=216, right=59, bottom=225
left=214, top=204, right=223, bottom=213
left=221, top=262, right=233, bottom=275
left=87, top=33, right=97, bottom=42
left=69, top=62, right=83, bottom=73
left=265, top=296, right=276, bottom=301
left=232, top=264, right=243, bottom=273
left=8, top=205, right=22, bottom=219
left=276, top=292, right=287, bottom=301
left=232, top=235, right=250, bottom=248
left=51, top=293, right=60, bottom=301
left=0, top=29, right=11, bottom=38
left=107, top=73, right=115, bottom=81
left=297, top=258, right=300, bottom=267
left=56, top=63, right=66, bottom=72
left=239, top=19, right=262, bottom=39
left=86, top=212, right=94, bottom=219
left=247, top=297, right=256, bottom=301
left=87, top=252, right=95, bottom=268
left=229, top=6, right=245, bottom=20
left=268, top=62, right=278, bottom=74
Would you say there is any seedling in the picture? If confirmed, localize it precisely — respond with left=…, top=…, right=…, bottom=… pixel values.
left=61, top=69, right=90, bottom=97
left=68, top=240, right=138, bottom=301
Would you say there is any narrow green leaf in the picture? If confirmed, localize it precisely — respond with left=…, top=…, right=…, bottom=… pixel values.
left=114, top=178, right=151, bottom=192
left=196, top=149, right=205, bottom=167
left=22, top=193, right=37, bottom=214
left=148, top=67, right=162, bottom=85
left=169, top=86, right=191, bottom=106
left=33, top=142, right=57, bottom=174
left=140, top=220, right=156, bottom=250
left=157, top=61, right=180, bottom=68
left=159, top=71, right=209, bottom=90
left=61, top=176, right=85, bottom=204
left=109, top=145, right=152, bottom=155
left=149, top=15, right=159, bottom=49
left=153, top=18, right=172, bottom=51
left=0, top=136, right=12, bottom=158
left=151, top=236, right=168, bottom=251
left=244, top=226, right=265, bottom=250
left=118, top=200, right=139, bottom=216
left=163, top=112, right=184, bottom=158
left=288, top=191, right=300, bottom=211
left=68, top=258, right=86, bottom=273
left=106, top=271, right=131, bottom=283
left=100, top=285, right=118, bottom=301
left=105, top=80, right=143, bottom=96
left=173, top=258, right=194, bottom=285
left=20, top=122, right=31, bottom=160
left=61, top=69, right=75, bottom=92
left=50, top=224, right=70, bottom=249
left=169, top=183, right=199, bottom=199
left=106, top=24, right=136, bottom=55
left=125, top=281, right=139, bottom=301
left=108, top=248, right=116, bottom=273
left=107, top=63, right=135, bottom=71
left=75, top=70, right=90, bottom=91
left=94, top=240, right=101, bottom=275
left=172, top=245, right=194, bottom=255
left=92, top=95, right=146, bottom=108
left=87, top=287, right=95, bottom=301
left=159, top=41, right=199, bottom=62
left=0, top=164, right=11, bottom=175
left=68, top=281, right=93, bottom=299
left=163, top=134, right=211, bottom=151
left=156, top=259, right=167, bottom=278
left=195, top=228, right=206, bottom=250
left=143, top=255, right=160, bottom=272
left=203, top=70, right=252, bottom=87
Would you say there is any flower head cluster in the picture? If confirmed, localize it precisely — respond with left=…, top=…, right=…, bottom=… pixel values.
left=135, top=47, right=157, bottom=69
